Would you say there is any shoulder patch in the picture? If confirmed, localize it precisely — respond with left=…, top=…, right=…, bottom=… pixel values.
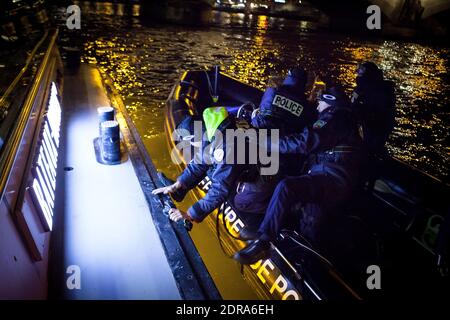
left=313, top=119, right=327, bottom=129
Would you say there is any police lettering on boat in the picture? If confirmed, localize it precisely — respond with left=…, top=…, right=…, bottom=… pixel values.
left=198, top=176, right=301, bottom=300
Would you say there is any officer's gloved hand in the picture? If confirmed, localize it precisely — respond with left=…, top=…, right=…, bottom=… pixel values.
left=237, top=102, right=256, bottom=123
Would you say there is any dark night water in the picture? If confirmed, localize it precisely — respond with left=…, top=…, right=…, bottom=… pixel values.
left=75, top=2, right=449, bottom=182
left=70, top=1, right=450, bottom=299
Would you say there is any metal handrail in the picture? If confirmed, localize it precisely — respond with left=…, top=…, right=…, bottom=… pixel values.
left=0, top=29, right=58, bottom=199
left=0, top=30, right=49, bottom=110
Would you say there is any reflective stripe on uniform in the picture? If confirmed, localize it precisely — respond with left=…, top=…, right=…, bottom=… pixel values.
left=326, top=145, right=356, bottom=153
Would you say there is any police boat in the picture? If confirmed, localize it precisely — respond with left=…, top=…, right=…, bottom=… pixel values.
left=164, top=68, right=450, bottom=300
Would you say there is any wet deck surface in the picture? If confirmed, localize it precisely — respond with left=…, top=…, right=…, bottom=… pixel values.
left=60, top=64, right=180, bottom=299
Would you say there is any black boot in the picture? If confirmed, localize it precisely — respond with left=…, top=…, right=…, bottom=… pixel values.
left=238, top=228, right=260, bottom=241
left=233, top=239, right=271, bottom=265
left=157, top=172, right=187, bottom=202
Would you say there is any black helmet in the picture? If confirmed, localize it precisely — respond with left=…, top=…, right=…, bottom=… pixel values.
left=288, top=66, right=307, bottom=79
left=283, top=66, right=307, bottom=90
left=320, top=86, right=350, bottom=109
left=357, top=61, right=383, bottom=81
left=175, top=114, right=205, bottom=143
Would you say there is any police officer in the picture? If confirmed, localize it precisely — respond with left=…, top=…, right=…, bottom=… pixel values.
left=352, top=61, right=396, bottom=156
left=234, top=87, right=364, bottom=265
left=351, top=62, right=395, bottom=191
left=152, top=107, right=249, bottom=224
left=156, top=113, right=207, bottom=203
left=251, top=67, right=316, bottom=135
left=231, top=68, right=316, bottom=214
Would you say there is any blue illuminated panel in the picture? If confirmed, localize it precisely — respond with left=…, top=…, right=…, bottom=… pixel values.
left=29, top=82, right=61, bottom=231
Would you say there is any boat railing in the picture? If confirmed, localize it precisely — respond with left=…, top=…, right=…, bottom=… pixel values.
left=0, top=29, right=58, bottom=201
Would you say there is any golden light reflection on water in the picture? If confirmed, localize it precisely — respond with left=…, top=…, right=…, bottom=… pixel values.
left=337, top=40, right=449, bottom=178
left=75, top=5, right=449, bottom=300
left=74, top=1, right=139, bottom=17
left=82, top=16, right=449, bottom=182
left=225, top=16, right=280, bottom=91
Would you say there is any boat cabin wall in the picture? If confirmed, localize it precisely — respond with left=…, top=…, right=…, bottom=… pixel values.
left=0, top=39, right=62, bottom=299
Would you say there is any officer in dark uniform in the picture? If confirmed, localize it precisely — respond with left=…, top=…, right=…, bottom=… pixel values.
left=251, top=67, right=316, bottom=135
left=351, top=62, right=395, bottom=191
left=230, top=68, right=317, bottom=214
left=351, top=61, right=396, bottom=156
left=153, top=107, right=250, bottom=224
left=234, top=88, right=364, bottom=265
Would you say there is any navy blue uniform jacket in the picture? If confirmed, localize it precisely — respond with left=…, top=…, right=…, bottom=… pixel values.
left=177, top=118, right=246, bottom=222
left=271, top=106, right=363, bottom=187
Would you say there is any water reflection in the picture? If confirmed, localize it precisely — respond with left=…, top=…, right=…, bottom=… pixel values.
left=74, top=1, right=140, bottom=17
left=225, top=15, right=279, bottom=89
left=79, top=8, right=449, bottom=182
left=70, top=2, right=450, bottom=300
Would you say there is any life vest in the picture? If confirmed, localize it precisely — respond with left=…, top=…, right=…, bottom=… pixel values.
left=203, top=106, right=229, bottom=142
left=202, top=106, right=259, bottom=183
